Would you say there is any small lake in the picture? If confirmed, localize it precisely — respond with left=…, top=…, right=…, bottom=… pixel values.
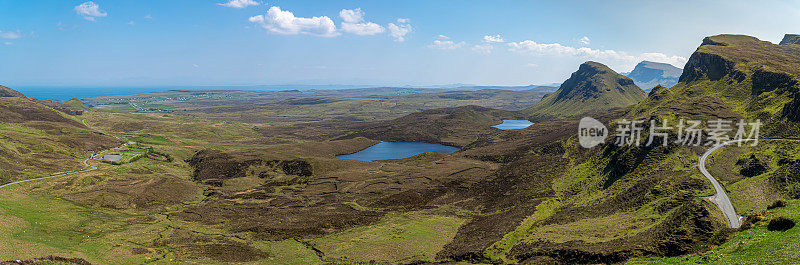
left=492, top=119, right=535, bottom=130
left=336, top=142, right=459, bottom=161
left=346, top=98, right=384, bottom=101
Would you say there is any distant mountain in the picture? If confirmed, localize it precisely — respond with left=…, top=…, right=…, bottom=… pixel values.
left=779, top=34, right=800, bottom=45
left=455, top=85, right=559, bottom=92
left=524, top=61, right=646, bottom=120
left=626, top=61, right=683, bottom=91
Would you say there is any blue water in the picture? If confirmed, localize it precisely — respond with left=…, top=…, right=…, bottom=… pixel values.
left=492, top=119, right=535, bottom=130
left=336, top=142, right=459, bottom=161
left=14, top=87, right=167, bottom=102
left=13, top=85, right=374, bottom=102
left=346, top=98, right=384, bottom=101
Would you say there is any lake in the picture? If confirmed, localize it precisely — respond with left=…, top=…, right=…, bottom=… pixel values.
left=492, top=119, right=535, bottom=130
left=336, top=142, right=459, bottom=161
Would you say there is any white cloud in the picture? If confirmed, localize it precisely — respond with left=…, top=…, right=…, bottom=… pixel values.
left=580, top=36, right=590, bottom=45
left=396, top=18, right=410, bottom=23
left=523, top=63, right=539, bottom=68
left=483, top=34, right=504, bottom=43
left=437, top=35, right=450, bottom=40
left=144, top=14, right=153, bottom=19
left=507, top=40, right=687, bottom=69
left=127, top=21, right=135, bottom=26
left=638, top=53, right=689, bottom=68
left=219, top=0, right=260, bottom=8
left=339, top=8, right=364, bottom=23
left=341, top=22, right=385, bottom=35
left=74, top=1, right=107, bottom=21
left=388, top=23, right=411, bottom=42
left=429, top=40, right=465, bottom=50
left=339, top=8, right=385, bottom=35
left=193, top=64, right=199, bottom=68
left=472, top=44, right=493, bottom=54
left=249, top=6, right=339, bottom=37
left=3, top=42, right=12, bottom=46
left=0, top=30, right=21, bottom=39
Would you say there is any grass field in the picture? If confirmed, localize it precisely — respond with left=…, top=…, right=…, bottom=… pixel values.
left=629, top=199, right=800, bottom=264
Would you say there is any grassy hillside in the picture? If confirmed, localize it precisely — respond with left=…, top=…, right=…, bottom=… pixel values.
left=525, top=61, right=646, bottom=120
left=60, top=98, right=90, bottom=111
left=0, top=88, right=120, bottom=182
left=1, top=34, right=799, bottom=264
left=628, top=34, right=800, bottom=137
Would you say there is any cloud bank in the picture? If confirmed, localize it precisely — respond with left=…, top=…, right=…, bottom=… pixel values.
left=339, top=8, right=385, bottom=36
left=508, top=40, right=687, bottom=68
left=219, top=0, right=260, bottom=8
left=249, top=6, right=339, bottom=37
left=75, top=1, right=107, bottom=21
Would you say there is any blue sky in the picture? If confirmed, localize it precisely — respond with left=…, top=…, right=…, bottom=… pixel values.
left=1, top=0, right=799, bottom=87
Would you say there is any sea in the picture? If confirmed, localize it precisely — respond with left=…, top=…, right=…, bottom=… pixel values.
left=14, top=85, right=373, bottom=102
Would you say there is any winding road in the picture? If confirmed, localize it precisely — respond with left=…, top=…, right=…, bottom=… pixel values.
left=0, top=119, right=127, bottom=189
left=699, top=138, right=800, bottom=229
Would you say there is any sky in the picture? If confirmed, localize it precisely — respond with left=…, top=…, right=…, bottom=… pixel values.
left=1, top=0, right=799, bottom=88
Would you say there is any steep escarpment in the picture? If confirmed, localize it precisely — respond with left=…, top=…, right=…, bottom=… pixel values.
left=632, top=34, right=800, bottom=136
left=780, top=34, right=800, bottom=46
left=525, top=61, right=646, bottom=120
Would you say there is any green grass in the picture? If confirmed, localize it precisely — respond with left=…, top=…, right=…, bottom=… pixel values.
left=310, top=211, right=466, bottom=263
left=0, top=190, right=156, bottom=264
left=629, top=200, right=800, bottom=264
left=128, top=135, right=173, bottom=145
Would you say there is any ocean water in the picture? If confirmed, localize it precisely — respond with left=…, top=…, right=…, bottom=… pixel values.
left=336, top=142, right=459, bottom=161
left=15, top=87, right=167, bottom=102
left=13, top=85, right=373, bottom=102
left=492, top=119, right=535, bottom=130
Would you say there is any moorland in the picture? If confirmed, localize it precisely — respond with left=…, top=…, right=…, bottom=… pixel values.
left=0, top=34, right=799, bottom=265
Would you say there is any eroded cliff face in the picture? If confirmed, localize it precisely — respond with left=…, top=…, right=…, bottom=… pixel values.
left=780, top=34, right=800, bottom=46
left=679, top=50, right=738, bottom=83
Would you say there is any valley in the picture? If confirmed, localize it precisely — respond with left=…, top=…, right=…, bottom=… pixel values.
left=0, top=33, right=799, bottom=265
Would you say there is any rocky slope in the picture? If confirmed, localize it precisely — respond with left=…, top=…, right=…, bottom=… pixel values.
left=524, top=61, right=646, bottom=120
left=631, top=34, right=800, bottom=136
left=780, top=34, right=800, bottom=45
left=627, top=61, right=683, bottom=91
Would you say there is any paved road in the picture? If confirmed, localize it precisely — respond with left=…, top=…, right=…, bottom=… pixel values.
left=0, top=120, right=127, bottom=189
left=699, top=138, right=800, bottom=229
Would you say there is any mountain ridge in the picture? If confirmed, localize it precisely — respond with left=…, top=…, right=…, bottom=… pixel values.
left=627, top=61, right=683, bottom=91
left=524, top=61, right=646, bottom=120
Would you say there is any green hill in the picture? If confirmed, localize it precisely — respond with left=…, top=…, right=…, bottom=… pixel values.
left=629, top=34, right=800, bottom=137
left=0, top=85, right=27, bottom=98
left=60, top=98, right=90, bottom=111
left=0, top=85, right=120, bottom=183
left=524, top=61, right=646, bottom=120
